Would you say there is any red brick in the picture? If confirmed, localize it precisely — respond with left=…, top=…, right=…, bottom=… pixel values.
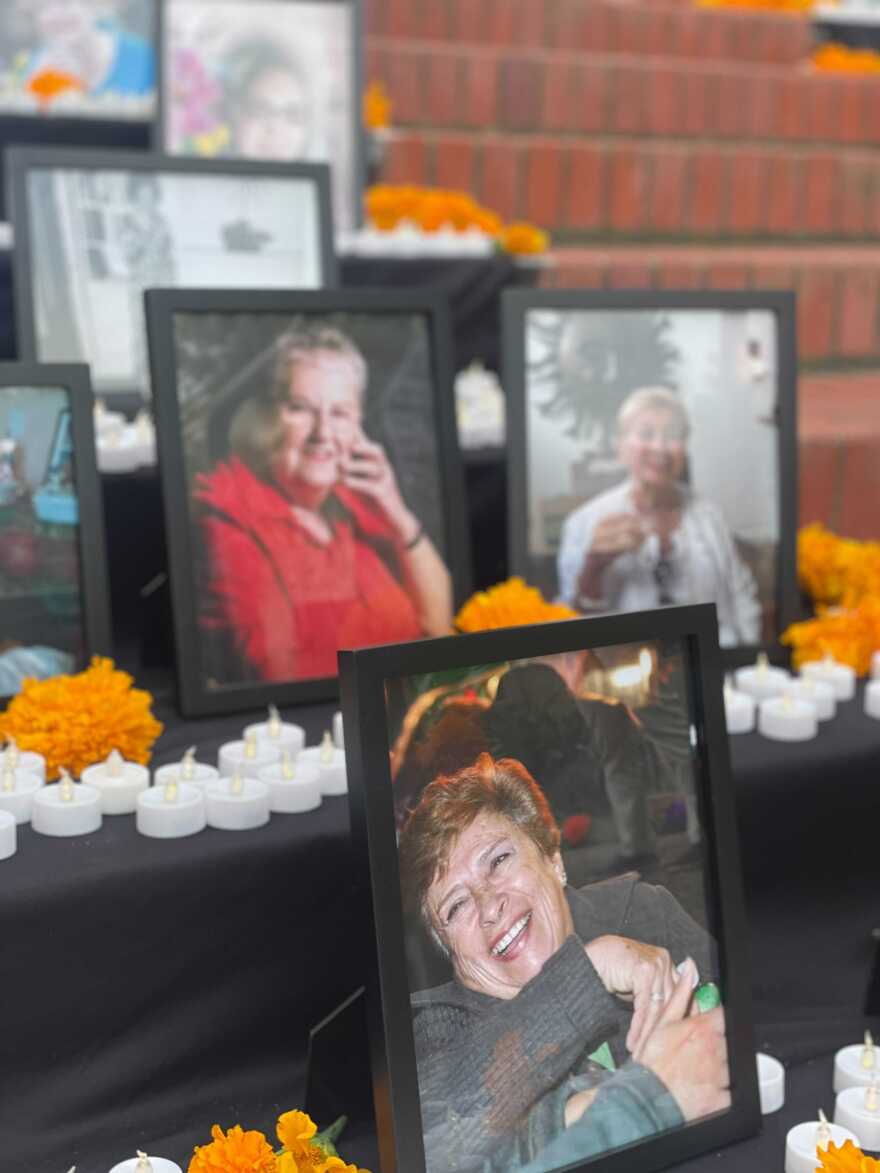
left=450, top=0, right=488, bottom=41
left=384, top=135, right=429, bottom=185
left=499, top=59, right=543, bottom=131
left=387, top=0, right=414, bottom=37
left=839, top=158, right=872, bottom=237
left=519, top=0, right=549, bottom=46
left=775, top=77, right=809, bottom=141
left=689, top=153, right=726, bottom=234
left=650, top=151, right=688, bottom=235
left=702, top=12, right=727, bottom=59
left=646, top=67, right=683, bottom=136
left=365, top=44, right=383, bottom=83
left=461, top=55, right=498, bottom=129
left=839, top=440, right=880, bottom=539
left=798, top=269, right=838, bottom=361
left=838, top=81, right=867, bottom=145
left=609, top=262, right=653, bottom=289
left=433, top=138, right=475, bottom=190
left=364, top=3, right=384, bottom=36
left=804, top=155, right=840, bottom=234
left=764, top=157, right=800, bottom=236
left=609, top=149, right=649, bottom=234
left=541, top=61, right=577, bottom=133
left=748, top=75, right=777, bottom=140
left=419, top=0, right=452, bottom=39
left=385, top=53, right=424, bottom=124
left=480, top=141, right=522, bottom=220
left=609, top=65, right=646, bottom=135
left=426, top=54, right=461, bottom=127
left=707, top=264, right=749, bottom=289
left=681, top=72, right=713, bottom=137
left=488, top=0, right=515, bottom=45
left=564, top=146, right=605, bottom=232
left=543, top=262, right=607, bottom=292
left=574, top=2, right=609, bottom=52
left=675, top=10, right=702, bottom=58
left=751, top=265, right=794, bottom=290
left=716, top=72, right=747, bottom=138
left=727, top=152, right=766, bottom=235
left=657, top=263, right=703, bottom=289
left=809, top=77, right=843, bottom=143
left=524, top=142, right=564, bottom=227
left=573, top=64, right=608, bottom=134
left=865, top=89, right=880, bottom=147
left=799, top=439, right=839, bottom=529
left=837, top=270, right=879, bottom=357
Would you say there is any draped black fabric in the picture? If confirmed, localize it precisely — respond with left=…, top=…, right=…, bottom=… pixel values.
left=2, top=687, right=878, bottom=1170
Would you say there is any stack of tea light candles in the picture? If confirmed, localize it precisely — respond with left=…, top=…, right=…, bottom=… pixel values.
left=725, top=652, right=858, bottom=742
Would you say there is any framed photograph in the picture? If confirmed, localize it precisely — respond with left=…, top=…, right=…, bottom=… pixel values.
left=340, top=604, right=760, bottom=1173
left=0, top=1, right=157, bottom=122
left=0, top=363, right=111, bottom=698
left=146, top=287, right=471, bottom=716
left=503, top=291, right=798, bottom=663
left=7, top=145, right=337, bottom=405
left=160, top=0, right=363, bottom=231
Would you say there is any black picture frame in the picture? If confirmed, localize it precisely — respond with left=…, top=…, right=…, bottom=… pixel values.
left=146, top=285, right=472, bottom=717
left=339, top=603, right=760, bottom=1173
left=6, top=144, right=338, bottom=410
left=157, top=0, right=365, bottom=231
left=502, top=289, right=799, bottom=667
left=0, top=362, right=112, bottom=699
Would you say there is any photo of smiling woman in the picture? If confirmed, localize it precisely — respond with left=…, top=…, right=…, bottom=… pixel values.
left=172, top=309, right=453, bottom=689
left=387, top=642, right=729, bottom=1173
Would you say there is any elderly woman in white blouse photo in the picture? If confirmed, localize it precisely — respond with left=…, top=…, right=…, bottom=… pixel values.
left=556, top=387, right=761, bottom=648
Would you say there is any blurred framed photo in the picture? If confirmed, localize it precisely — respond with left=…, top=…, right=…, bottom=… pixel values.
left=146, top=287, right=470, bottom=716
left=7, top=145, right=336, bottom=406
left=503, top=291, right=798, bottom=663
left=340, top=604, right=760, bottom=1173
left=0, top=363, right=111, bottom=698
left=161, top=0, right=363, bottom=231
left=0, top=1, right=157, bottom=122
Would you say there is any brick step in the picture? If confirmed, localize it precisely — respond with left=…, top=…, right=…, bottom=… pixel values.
left=367, top=38, right=879, bottom=148
left=540, top=244, right=880, bottom=363
left=367, top=0, right=814, bottom=66
left=385, top=131, right=880, bottom=241
left=800, top=373, right=880, bottom=538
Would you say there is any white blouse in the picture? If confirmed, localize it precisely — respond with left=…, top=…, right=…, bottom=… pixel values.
left=556, top=480, right=762, bottom=647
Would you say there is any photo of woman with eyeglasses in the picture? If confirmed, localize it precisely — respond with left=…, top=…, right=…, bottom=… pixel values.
left=518, top=306, right=783, bottom=649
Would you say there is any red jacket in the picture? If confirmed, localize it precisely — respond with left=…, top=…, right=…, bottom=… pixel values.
left=194, top=457, right=423, bottom=682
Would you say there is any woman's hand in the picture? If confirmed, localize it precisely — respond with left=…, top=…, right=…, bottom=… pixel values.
left=583, top=934, right=680, bottom=1054
left=589, top=513, right=646, bottom=560
left=341, top=434, right=419, bottom=544
left=632, top=962, right=731, bottom=1122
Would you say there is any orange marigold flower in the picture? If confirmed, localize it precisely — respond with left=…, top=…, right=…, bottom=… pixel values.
left=816, top=1139, right=880, bottom=1171
left=0, top=656, right=163, bottom=780
left=363, top=80, right=392, bottom=130
left=697, top=0, right=812, bottom=13
left=277, top=1109, right=318, bottom=1150
left=781, top=597, right=880, bottom=674
left=277, top=1150, right=369, bottom=1172
left=813, top=43, right=880, bottom=74
left=455, top=577, right=579, bottom=633
left=188, top=1124, right=276, bottom=1173
left=497, top=221, right=550, bottom=255
left=27, top=68, right=84, bottom=106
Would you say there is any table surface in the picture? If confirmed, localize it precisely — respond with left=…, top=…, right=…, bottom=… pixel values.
left=2, top=682, right=879, bottom=1172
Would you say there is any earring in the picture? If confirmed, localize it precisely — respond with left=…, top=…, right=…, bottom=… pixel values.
left=559, top=867, right=568, bottom=886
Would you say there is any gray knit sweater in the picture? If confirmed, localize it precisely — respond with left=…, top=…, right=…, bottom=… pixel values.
left=411, top=874, right=716, bottom=1172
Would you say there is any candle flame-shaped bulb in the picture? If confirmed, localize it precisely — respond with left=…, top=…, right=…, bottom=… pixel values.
left=1, top=761, right=15, bottom=793
left=268, top=704, right=282, bottom=738
left=135, top=1153, right=153, bottom=1173
left=816, top=1108, right=831, bottom=1148
left=281, top=750, right=295, bottom=780
left=243, top=731, right=257, bottom=759
left=756, top=652, right=769, bottom=675
left=823, top=652, right=834, bottom=665
left=231, top=765, right=244, bottom=796
left=6, top=737, right=19, bottom=767
left=105, top=748, right=124, bottom=778
left=163, top=780, right=179, bottom=804
left=782, top=693, right=793, bottom=713
left=862, top=1030, right=876, bottom=1069
left=181, top=746, right=196, bottom=781
left=59, top=770, right=75, bottom=803
left=866, top=1082, right=879, bottom=1112
left=319, top=730, right=334, bottom=765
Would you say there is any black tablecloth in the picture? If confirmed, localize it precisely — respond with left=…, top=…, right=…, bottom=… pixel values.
left=2, top=683, right=879, bottom=1171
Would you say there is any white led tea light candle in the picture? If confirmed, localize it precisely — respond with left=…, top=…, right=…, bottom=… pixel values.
left=0, top=738, right=46, bottom=782
left=0, top=756, right=42, bottom=823
left=31, top=769, right=102, bottom=837
left=257, top=749, right=322, bottom=814
left=734, top=653, right=791, bottom=703
left=108, top=1151, right=182, bottom=1173
left=724, top=682, right=755, bottom=734
left=784, top=1110, right=861, bottom=1173
left=81, top=749, right=149, bottom=815
left=298, top=731, right=347, bottom=796
left=205, top=766, right=270, bottom=831
left=218, top=730, right=279, bottom=780
left=801, top=654, right=857, bottom=701
left=756, top=1052, right=785, bottom=1115
left=835, top=1081, right=880, bottom=1151
left=153, top=746, right=218, bottom=790
left=0, top=810, right=16, bottom=861
left=864, top=680, right=880, bottom=721
left=757, top=693, right=817, bottom=742
left=835, top=1031, right=880, bottom=1093
left=244, top=705, right=305, bottom=756
left=136, top=778, right=206, bottom=839
left=784, top=677, right=837, bottom=721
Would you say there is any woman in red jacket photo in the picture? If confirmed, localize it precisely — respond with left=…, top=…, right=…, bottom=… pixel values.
left=194, top=322, right=453, bottom=684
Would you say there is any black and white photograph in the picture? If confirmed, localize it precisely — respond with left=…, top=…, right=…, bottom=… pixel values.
left=504, top=292, right=797, bottom=656
left=0, top=364, right=110, bottom=696
left=147, top=288, right=469, bottom=715
left=340, top=607, right=759, bottom=1173
left=0, top=0, right=156, bottom=121
left=162, top=0, right=361, bottom=230
left=8, top=147, right=335, bottom=400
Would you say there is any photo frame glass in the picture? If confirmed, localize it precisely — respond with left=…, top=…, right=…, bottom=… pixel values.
left=0, top=382, right=90, bottom=695
left=166, top=304, right=455, bottom=695
left=520, top=307, right=784, bottom=650
left=20, top=159, right=330, bottom=400
left=163, top=0, right=359, bottom=229
left=0, top=1, right=156, bottom=121
left=380, top=633, right=732, bottom=1172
